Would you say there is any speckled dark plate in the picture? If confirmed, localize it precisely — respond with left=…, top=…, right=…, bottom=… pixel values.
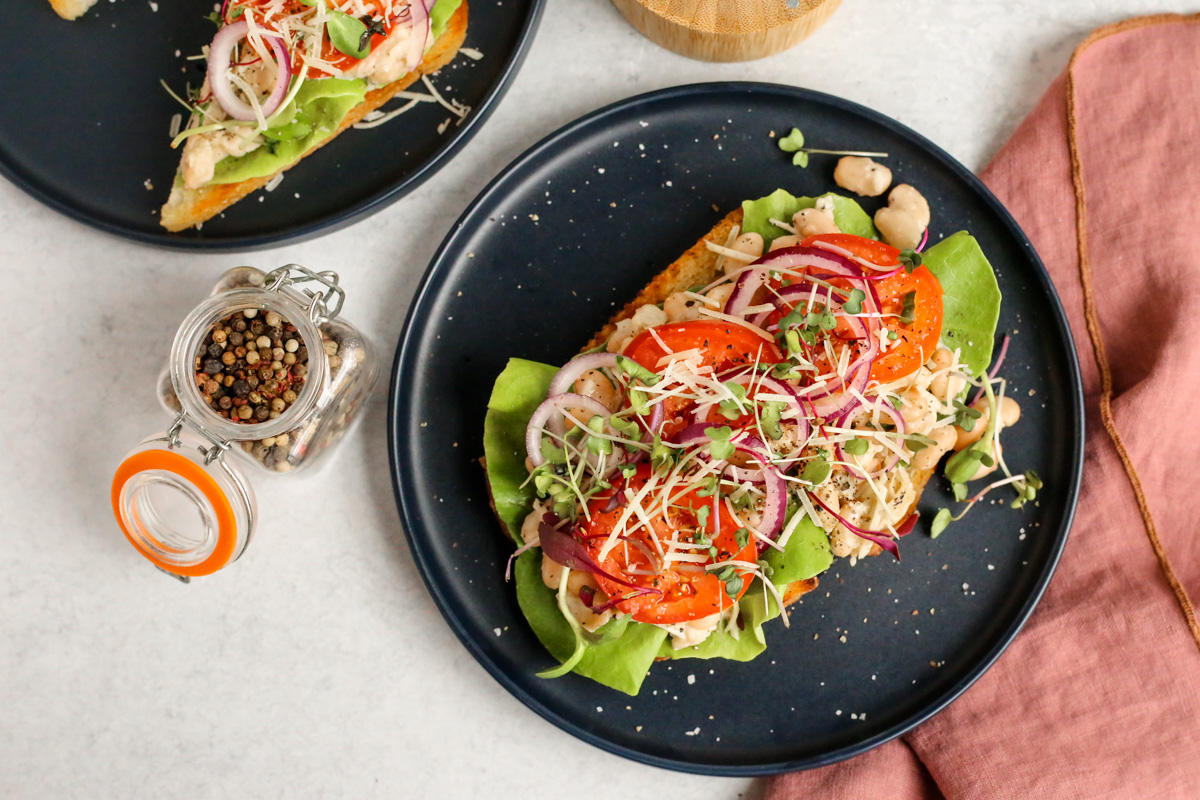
left=0, top=0, right=542, bottom=251
left=388, top=83, right=1084, bottom=775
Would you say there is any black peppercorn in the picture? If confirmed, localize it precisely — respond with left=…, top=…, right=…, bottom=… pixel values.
left=203, top=358, right=224, bottom=375
left=232, top=379, right=251, bottom=398
left=207, top=342, right=224, bottom=358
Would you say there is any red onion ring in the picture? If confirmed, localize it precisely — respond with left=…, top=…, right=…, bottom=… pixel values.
left=207, top=20, right=292, bottom=121
left=723, top=246, right=866, bottom=320
left=405, top=0, right=432, bottom=70
left=716, top=368, right=812, bottom=444
left=668, top=425, right=788, bottom=551
left=525, top=393, right=612, bottom=467
left=969, top=333, right=1011, bottom=407
left=548, top=353, right=619, bottom=396
left=834, top=395, right=907, bottom=480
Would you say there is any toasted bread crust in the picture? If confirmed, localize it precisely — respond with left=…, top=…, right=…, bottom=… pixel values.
left=159, top=1, right=469, bottom=232
left=583, top=209, right=744, bottom=352
left=48, top=0, right=98, bottom=20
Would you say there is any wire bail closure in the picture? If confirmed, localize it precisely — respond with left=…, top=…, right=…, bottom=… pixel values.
left=167, top=412, right=233, bottom=465
left=263, top=264, right=344, bottom=326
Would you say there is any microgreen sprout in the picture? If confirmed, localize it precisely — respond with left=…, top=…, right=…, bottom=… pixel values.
left=843, top=288, right=866, bottom=315
left=719, top=382, right=749, bottom=420
left=899, top=249, right=922, bottom=274
left=777, top=127, right=888, bottom=169
left=843, top=437, right=869, bottom=456
left=704, top=426, right=735, bottom=461
left=900, top=291, right=917, bottom=325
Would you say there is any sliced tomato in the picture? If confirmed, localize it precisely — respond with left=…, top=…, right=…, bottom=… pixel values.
left=624, top=320, right=782, bottom=374
left=869, top=265, right=944, bottom=383
left=581, top=464, right=758, bottom=625
left=800, top=233, right=900, bottom=267
left=624, top=320, right=784, bottom=438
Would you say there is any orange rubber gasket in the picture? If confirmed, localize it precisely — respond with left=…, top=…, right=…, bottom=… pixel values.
left=111, top=449, right=237, bottom=577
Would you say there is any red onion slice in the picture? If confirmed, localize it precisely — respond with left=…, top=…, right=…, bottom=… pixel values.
left=405, top=0, right=432, bottom=70
left=548, top=353, right=619, bottom=396
left=538, top=515, right=658, bottom=595
left=716, top=369, right=812, bottom=444
left=809, top=492, right=900, bottom=560
left=525, top=393, right=612, bottom=467
left=834, top=395, right=907, bottom=480
left=732, top=436, right=788, bottom=551
left=723, top=246, right=867, bottom=321
left=207, top=20, right=292, bottom=122
left=969, top=333, right=1011, bottom=407
left=668, top=425, right=788, bottom=551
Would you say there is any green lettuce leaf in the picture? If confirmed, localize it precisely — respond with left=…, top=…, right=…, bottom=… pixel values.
left=662, top=513, right=831, bottom=662
left=209, top=78, right=368, bottom=185
left=741, top=189, right=879, bottom=244
left=484, top=358, right=559, bottom=543
left=921, top=231, right=1003, bottom=380
left=514, top=551, right=667, bottom=696
left=430, top=0, right=461, bottom=39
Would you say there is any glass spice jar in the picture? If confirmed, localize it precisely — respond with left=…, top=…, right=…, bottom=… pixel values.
left=111, top=265, right=378, bottom=581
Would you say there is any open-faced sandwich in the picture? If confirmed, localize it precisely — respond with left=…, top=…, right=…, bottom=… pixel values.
left=483, top=169, right=1040, bottom=696
left=160, top=0, right=467, bottom=231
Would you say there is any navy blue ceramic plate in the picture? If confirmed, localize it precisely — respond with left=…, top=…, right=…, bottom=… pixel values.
left=389, top=83, right=1084, bottom=775
left=0, top=0, right=542, bottom=251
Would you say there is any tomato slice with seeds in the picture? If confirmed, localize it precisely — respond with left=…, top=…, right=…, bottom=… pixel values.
left=800, top=233, right=901, bottom=267
left=869, top=265, right=943, bottom=383
left=624, top=320, right=784, bottom=439
left=581, top=464, right=758, bottom=625
left=796, top=233, right=944, bottom=383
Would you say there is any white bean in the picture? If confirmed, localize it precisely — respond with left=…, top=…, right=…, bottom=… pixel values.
left=834, top=156, right=893, bottom=197
left=575, top=368, right=620, bottom=411
left=912, top=424, right=957, bottom=472
left=663, top=291, right=703, bottom=322
left=769, top=234, right=801, bottom=252
left=730, top=232, right=764, bottom=258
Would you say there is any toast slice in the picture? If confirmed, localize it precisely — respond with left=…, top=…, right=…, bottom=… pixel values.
left=49, top=0, right=98, bottom=20
left=159, top=0, right=468, bottom=232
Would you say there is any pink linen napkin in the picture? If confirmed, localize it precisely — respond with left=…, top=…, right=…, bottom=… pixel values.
left=769, top=14, right=1200, bottom=799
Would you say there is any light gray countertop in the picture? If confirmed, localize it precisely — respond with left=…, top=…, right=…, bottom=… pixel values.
left=1, top=1, right=1191, bottom=797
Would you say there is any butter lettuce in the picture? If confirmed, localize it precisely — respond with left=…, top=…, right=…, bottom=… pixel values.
left=209, top=78, right=368, bottom=185
left=484, top=358, right=559, bottom=544
left=741, top=189, right=879, bottom=244
left=921, top=231, right=1002, bottom=380
left=205, top=0, right=463, bottom=185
